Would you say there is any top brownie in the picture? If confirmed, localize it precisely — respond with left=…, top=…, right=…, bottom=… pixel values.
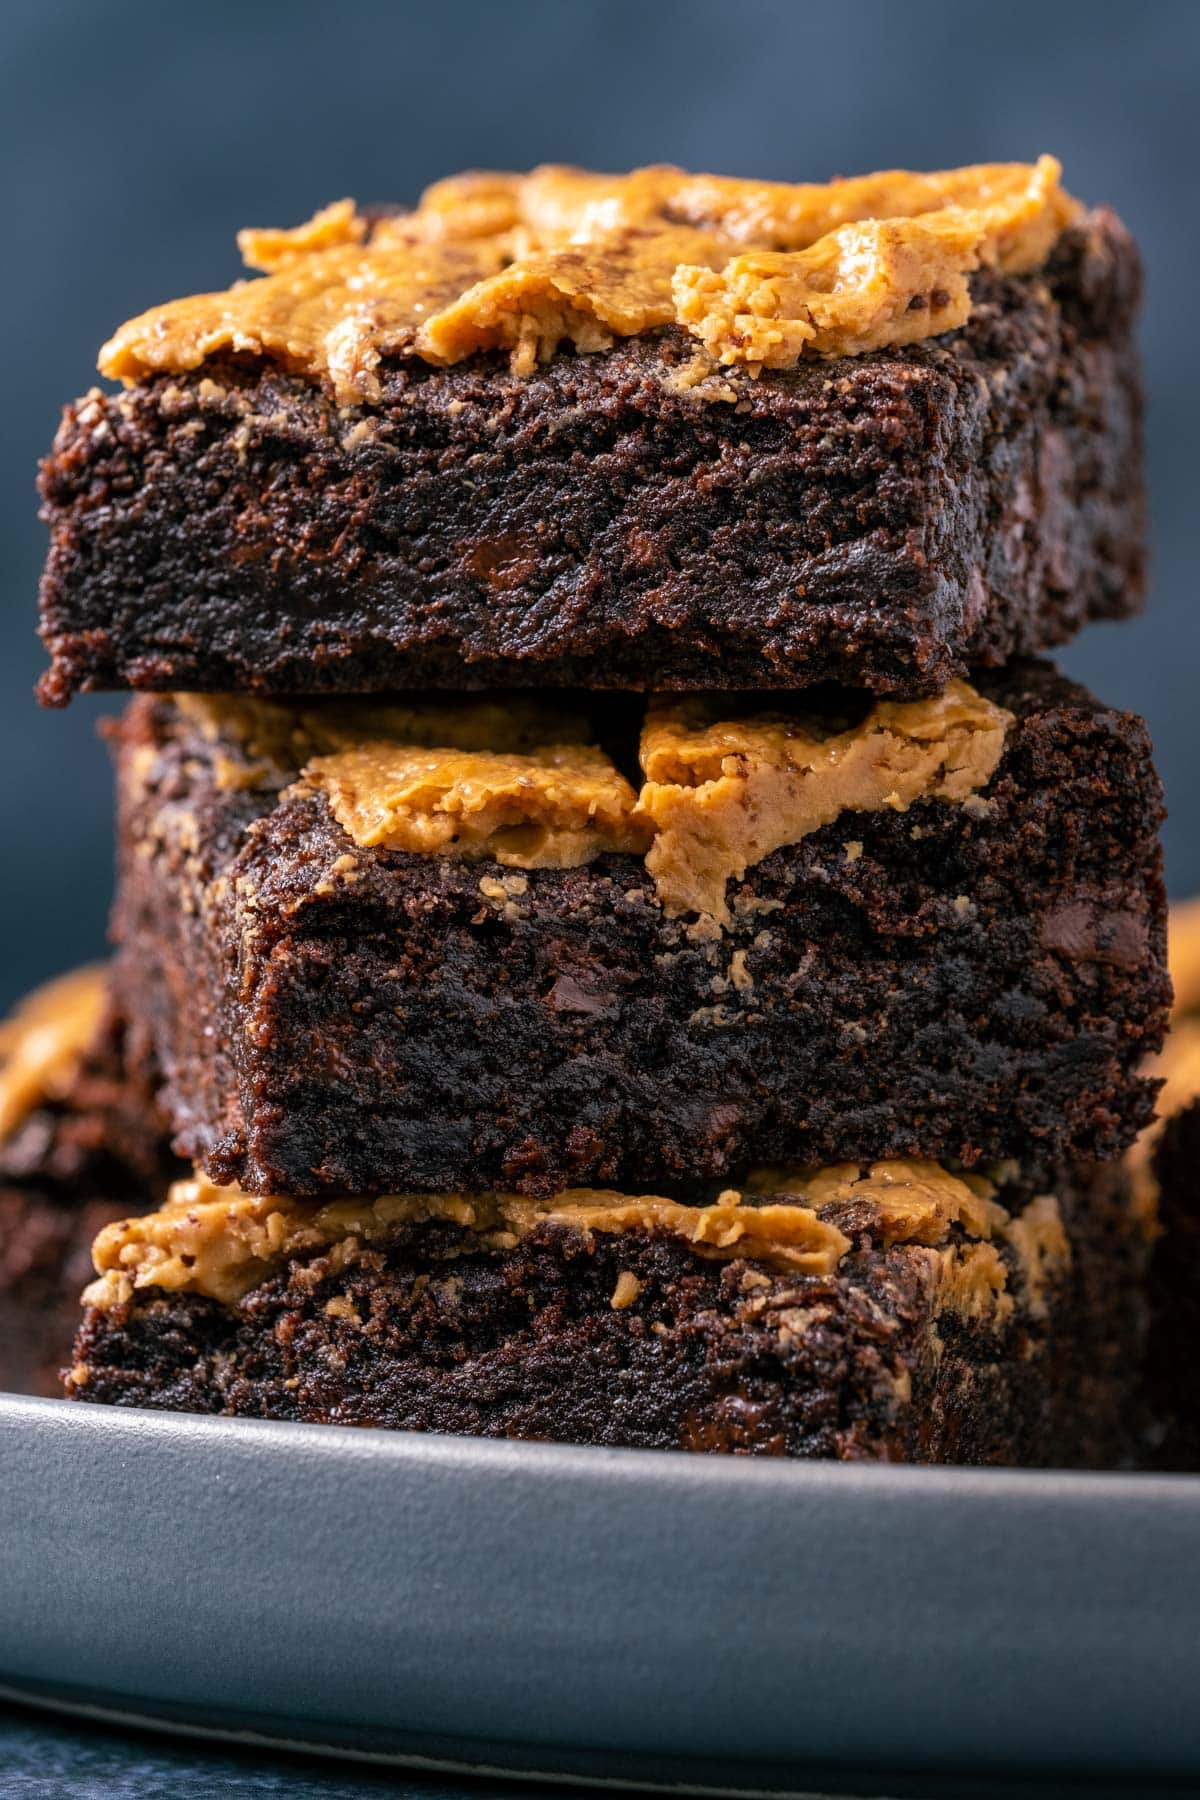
left=37, top=159, right=1142, bottom=702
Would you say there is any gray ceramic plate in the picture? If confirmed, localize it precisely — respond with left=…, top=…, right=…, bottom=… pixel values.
left=1, top=1394, right=1198, bottom=1796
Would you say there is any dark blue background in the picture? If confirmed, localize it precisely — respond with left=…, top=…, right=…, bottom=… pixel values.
left=2, top=0, right=1197, bottom=1008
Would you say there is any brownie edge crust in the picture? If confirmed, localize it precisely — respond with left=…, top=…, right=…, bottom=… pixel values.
left=39, top=213, right=1143, bottom=704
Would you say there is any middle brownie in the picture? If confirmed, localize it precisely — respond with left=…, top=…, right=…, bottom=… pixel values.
left=110, top=661, right=1168, bottom=1198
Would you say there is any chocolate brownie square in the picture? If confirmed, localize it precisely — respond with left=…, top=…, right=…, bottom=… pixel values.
left=108, top=663, right=1167, bottom=1198
left=39, top=164, right=1142, bottom=702
left=67, top=1153, right=1150, bottom=1466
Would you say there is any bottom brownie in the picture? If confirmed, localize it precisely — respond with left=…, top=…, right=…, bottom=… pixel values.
left=0, top=966, right=178, bottom=1396
left=69, top=1157, right=1149, bottom=1464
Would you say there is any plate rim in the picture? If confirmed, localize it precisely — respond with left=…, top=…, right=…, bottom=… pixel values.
left=6, top=1391, right=1200, bottom=1787
left=6, top=1389, right=1199, bottom=1495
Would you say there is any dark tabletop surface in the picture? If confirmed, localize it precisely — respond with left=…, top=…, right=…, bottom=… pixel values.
left=2, top=1704, right=564, bottom=1798
left=6, top=1704, right=1200, bottom=1800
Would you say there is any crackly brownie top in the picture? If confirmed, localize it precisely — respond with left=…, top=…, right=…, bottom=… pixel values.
left=0, top=966, right=107, bottom=1141
left=83, top=1158, right=1069, bottom=1332
left=174, top=680, right=1011, bottom=923
left=98, top=157, right=1077, bottom=402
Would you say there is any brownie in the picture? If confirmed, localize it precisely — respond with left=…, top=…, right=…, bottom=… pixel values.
left=0, top=969, right=173, bottom=1206
left=108, top=662, right=1168, bottom=1199
left=66, top=1156, right=1151, bottom=1466
left=0, top=1191, right=134, bottom=1398
left=0, top=968, right=179, bottom=1396
left=38, top=212, right=1142, bottom=704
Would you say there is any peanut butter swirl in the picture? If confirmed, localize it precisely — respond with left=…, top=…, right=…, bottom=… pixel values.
left=85, top=1175, right=851, bottom=1306
left=173, top=691, right=588, bottom=790
left=639, top=681, right=1011, bottom=921
left=84, top=1158, right=1064, bottom=1327
left=182, top=682, right=1012, bottom=919
left=306, top=741, right=650, bottom=870
left=99, top=157, right=1076, bottom=400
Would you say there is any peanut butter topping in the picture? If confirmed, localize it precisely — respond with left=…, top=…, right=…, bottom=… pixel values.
left=415, top=227, right=732, bottom=378
left=415, top=159, right=1072, bottom=257
left=677, top=151, right=1070, bottom=366
left=183, top=691, right=651, bottom=868
left=410, top=172, right=525, bottom=242
left=0, top=966, right=107, bottom=1140
left=84, top=1157, right=1063, bottom=1326
left=756, top=1160, right=1069, bottom=1325
left=750, top=1158, right=1007, bottom=1244
left=85, top=1175, right=854, bottom=1308
left=177, top=683, right=1010, bottom=904
left=174, top=692, right=587, bottom=789
left=98, top=157, right=1075, bottom=399
left=305, top=742, right=649, bottom=868
left=100, top=238, right=508, bottom=405
left=638, top=681, right=1012, bottom=922
left=672, top=211, right=980, bottom=370
left=237, top=198, right=367, bottom=271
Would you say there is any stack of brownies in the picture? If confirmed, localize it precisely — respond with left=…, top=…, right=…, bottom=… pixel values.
left=8, top=155, right=1182, bottom=1460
